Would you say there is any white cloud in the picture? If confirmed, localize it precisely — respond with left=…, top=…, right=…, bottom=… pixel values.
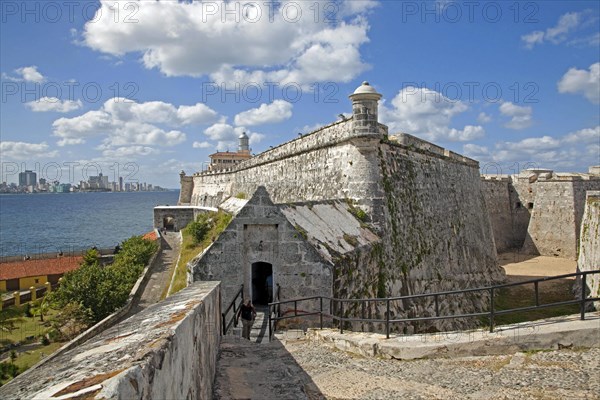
left=0, top=141, right=58, bottom=160
left=477, top=112, right=492, bottom=124
left=563, top=126, right=600, bottom=144
left=463, top=125, right=600, bottom=170
left=102, top=146, right=159, bottom=158
left=234, top=100, right=293, bottom=126
left=25, top=97, right=83, bottom=113
left=15, top=66, right=45, bottom=82
left=499, top=102, right=533, bottom=130
left=521, top=11, right=598, bottom=49
left=557, top=62, right=600, bottom=104
left=203, top=123, right=265, bottom=150
left=82, top=1, right=372, bottom=85
left=192, top=141, right=213, bottom=149
left=380, top=87, right=485, bottom=142
left=52, top=98, right=218, bottom=147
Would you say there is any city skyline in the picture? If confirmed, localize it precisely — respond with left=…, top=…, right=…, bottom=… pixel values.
left=1, top=168, right=168, bottom=193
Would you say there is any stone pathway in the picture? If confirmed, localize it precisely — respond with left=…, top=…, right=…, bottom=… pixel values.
left=123, top=231, right=180, bottom=317
left=250, top=306, right=269, bottom=343
left=215, top=335, right=600, bottom=400
left=213, top=336, right=322, bottom=400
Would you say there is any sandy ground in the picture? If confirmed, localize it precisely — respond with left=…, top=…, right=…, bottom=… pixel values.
left=498, top=252, right=577, bottom=278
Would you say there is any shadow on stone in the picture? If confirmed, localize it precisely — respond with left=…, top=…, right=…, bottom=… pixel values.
left=214, top=336, right=324, bottom=400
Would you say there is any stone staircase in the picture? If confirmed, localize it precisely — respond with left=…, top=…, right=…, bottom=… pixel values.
left=249, top=306, right=269, bottom=343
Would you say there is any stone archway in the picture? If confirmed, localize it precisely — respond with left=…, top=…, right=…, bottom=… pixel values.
left=163, top=216, right=175, bottom=231
left=251, top=262, right=273, bottom=305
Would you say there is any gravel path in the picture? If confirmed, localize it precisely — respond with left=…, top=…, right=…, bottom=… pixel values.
left=215, top=335, right=599, bottom=399
left=282, top=339, right=600, bottom=399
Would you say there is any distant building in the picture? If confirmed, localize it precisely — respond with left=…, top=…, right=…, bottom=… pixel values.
left=208, top=132, right=252, bottom=171
left=88, top=173, right=109, bottom=190
left=0, top=256, right=83, bottom=291
left=18, top=170, right=37, bottom=188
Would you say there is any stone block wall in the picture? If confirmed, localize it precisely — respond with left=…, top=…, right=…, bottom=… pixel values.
left=577, top=191, right=600, bottom=309
left=191, top=187, right=332, bottom=309
left=187, top=120, right=386, bottom=226
left=480, top=177, right=516, bottom=252
left=374, top=141, right=504, bottom=331
left=482, top=174, right=600, bottom=259
left=0, top=282, right=221, bottom=400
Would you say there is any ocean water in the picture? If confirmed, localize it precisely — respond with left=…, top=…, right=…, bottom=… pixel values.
left=0, top=191, right=180, bottom=258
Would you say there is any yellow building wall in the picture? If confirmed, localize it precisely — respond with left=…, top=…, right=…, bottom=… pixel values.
left=19, top=276, right=48, bottom=290
left=0, top=280, right=6, bottom=292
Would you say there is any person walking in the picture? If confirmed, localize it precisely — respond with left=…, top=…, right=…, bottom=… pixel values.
left=237, top=300, right=257, bottom=340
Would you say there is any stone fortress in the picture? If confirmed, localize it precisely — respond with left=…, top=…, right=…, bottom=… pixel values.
left=161, top=81, right=600, bottom=332
left=2, top=82, right=598, bottom=399
left=481, top=167, right=600, bottom=260
left=165, top=81, right=512, bottom=332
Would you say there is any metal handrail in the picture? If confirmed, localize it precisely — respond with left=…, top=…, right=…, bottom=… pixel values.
left=268, top=269, right=600, bottom=338
left=222, top=284, right=243, bottom=335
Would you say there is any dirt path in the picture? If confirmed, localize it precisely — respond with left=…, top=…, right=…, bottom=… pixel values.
left=498, top=252, right=576, bottom=277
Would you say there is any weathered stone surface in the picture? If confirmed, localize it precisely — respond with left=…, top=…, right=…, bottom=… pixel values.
left=191, top=187, right=333, bottom=309
left=577, top=191, right=600, bottom=309
left=184, top=85, right=504, bottom=332
left=153, top=205, right=217, bottom=231
left=481, top=171, right=600, bottom=259
left=307, top=312, right=600, bottom=360
left=0, top=282, right=221, bottom=400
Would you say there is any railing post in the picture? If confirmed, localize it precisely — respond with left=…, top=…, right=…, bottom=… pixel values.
left=434, top=294, right=439, bottom=317
left=294, top=300, right=297, bottom=317
left=386, top=299, right=390, bottom=339
left=268, top=304, right=272, bottom=339
left=580, top=272, right=587, bottom=321
left=534, top=281, right=539, bottom=307
left=489, top=287, right=495, bottom=333
left=222, top=313, right=226, bottom=335
left=340, top=300, right=344, bottom=334
left=320, top=297, right=323, bottom=330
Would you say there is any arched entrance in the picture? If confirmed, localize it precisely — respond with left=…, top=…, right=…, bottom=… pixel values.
left=251, top=262, right=273, bottom=305
left=163, top=216, right=175, bottom=231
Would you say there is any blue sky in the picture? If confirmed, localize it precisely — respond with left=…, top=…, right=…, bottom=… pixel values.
left=1, top=0, right=598, bottom=188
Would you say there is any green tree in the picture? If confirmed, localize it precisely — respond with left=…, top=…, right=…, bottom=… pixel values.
left=30, top=298, right=50, bottom=322
left=185, top=214, right=212, bottom=244
left=48, top=238, right=158, bottom=325
left=0, top=308, right=23, bottom=334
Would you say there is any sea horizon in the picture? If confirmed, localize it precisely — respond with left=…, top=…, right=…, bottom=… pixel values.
left=0, top=190, right=180, bottom=258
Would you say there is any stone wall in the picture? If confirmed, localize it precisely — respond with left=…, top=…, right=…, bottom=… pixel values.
left=178, top=174, right=194, bottom=204
left=191, top=187, right=332, bottom=309
left=482, top=174, right=600, bottom=259
left=577, top=191, right=600, bottom=309
left=373, top=141, right=504, bottom=331
left=185, top=120, right=387, bottom=229
left=153, top=206, right=217, bottom=231
left=0, top=282, right=221, bottom=400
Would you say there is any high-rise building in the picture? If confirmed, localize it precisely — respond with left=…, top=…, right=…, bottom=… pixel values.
left=18, top=170, right=37, bottom=187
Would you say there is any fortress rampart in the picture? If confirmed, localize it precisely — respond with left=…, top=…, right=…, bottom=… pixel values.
left=183, top=82, right=503, bottom=331
left=481, top=170, right=600, bottom=259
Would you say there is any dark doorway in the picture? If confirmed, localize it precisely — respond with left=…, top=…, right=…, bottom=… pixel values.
left=163, top=216, right=175, bottom=231
left=251, top=262, right=273, bottom=305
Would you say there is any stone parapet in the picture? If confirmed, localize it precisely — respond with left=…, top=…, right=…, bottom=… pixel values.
left=0, top=281, right=221, bottom=400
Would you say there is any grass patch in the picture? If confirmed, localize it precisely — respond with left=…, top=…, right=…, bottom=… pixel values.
left=492, top=278, right=580, bottom=326
left=0, top=308, right=59, bottom=345
left=167, top=211, right=232, bottom=297
left=0, top=307, right=67, bottom=385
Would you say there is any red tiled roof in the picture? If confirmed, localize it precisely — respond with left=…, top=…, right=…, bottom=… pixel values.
left=0, top=256, right=83, bottom=281
left=142, top=230, right=158, bottom=241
